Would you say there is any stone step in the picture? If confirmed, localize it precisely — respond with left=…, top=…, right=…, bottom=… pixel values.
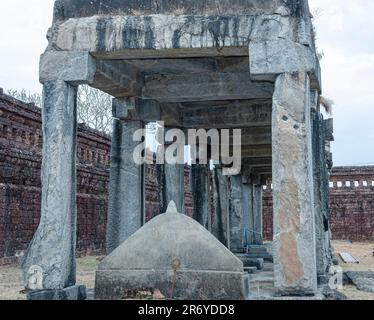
left=243, top=253, right=274, bottom=262
left=236, top=255, right=264, bottom=270
left=244, top=267, right=258, bottom=274
left=246, top=245, right=269, bottom=254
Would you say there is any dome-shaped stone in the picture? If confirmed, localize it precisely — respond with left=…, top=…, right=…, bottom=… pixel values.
left=95, top=202, right=248, bottom=300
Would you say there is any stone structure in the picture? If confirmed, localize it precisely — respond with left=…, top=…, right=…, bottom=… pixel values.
left=0, top=89, right=194, bottom=265
left=20, top=0, right=335, bottom=299
left=95, top=201, right=248, bottom=300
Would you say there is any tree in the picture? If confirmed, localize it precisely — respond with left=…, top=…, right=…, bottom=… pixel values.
left=7, top=89, right=42, bottom=108
left=76, top=85, right=112, bottom=134
left=8, top=86, right=113, bottom=134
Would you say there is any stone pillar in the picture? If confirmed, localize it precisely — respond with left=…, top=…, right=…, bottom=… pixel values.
left=253, top=184, right=263, bottom=245
left=229, top=175, right=244, bottom=253
left=21, top=81, right=78, bottom=290
left=242, top=178, right=254, bottom=247
left=190, top=164, right=210, bottom=229
left=211, top=166, right=230, bottom=247
left=272, top=72, right=317, bottom=296
left=158, top=129, right=185, bottom=214
left=311, top=95, right=330, bottom=283
left=106, top=100, right=145, bottom=254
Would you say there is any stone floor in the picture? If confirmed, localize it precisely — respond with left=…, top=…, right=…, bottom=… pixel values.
left=1, top=242, right=373, bottom=300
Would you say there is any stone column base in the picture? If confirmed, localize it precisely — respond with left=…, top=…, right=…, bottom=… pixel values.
left=27, top=285, right=87, bottom=300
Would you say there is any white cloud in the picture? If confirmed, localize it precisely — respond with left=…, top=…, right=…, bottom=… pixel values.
left=310, top=0, right=374, bottom=165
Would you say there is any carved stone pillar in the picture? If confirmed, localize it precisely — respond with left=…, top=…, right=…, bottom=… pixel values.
left=272, top=72, right=317, bottom=296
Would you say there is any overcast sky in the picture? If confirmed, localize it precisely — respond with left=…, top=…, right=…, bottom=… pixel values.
left=0, top=0, right=373, bottom=166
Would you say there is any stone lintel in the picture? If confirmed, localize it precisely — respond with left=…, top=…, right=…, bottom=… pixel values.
left=39, top=51, right=96, bottom=85
left=143, top=73, right=274, bottom=103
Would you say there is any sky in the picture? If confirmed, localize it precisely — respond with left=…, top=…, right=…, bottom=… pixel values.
left=0, top=0, right=373, bottom=166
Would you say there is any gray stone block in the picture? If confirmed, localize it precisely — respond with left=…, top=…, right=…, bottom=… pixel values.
left=39, top=51, right=96, bottom=85
left=27, top=285, right=87, bottom=300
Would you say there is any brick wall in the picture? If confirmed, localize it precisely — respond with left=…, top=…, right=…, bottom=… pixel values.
left=0, top=91, right=192, bottom=264
left=263, top=166, right=374, bottom=242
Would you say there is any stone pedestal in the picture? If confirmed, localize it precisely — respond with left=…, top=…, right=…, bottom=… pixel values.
left=272, top=72, right=317, bottom=296
left=95, top=202, right=248, bottom=300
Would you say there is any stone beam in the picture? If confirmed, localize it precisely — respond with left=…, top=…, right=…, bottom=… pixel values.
left=272, top=72, right=317, bottom=296
left=92, top=60, right=141, bottom=97
left=143, top=73, right=274, bottom=103
left=181, top=100, right=272, bottom=128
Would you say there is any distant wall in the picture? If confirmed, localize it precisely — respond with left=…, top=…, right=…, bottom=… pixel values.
left=263, top=166, right=374, bottom=242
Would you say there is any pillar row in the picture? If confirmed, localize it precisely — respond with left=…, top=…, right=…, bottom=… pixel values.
left=272, top=72, right=317, bottom=296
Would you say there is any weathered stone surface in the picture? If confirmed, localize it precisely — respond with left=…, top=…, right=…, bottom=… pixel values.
left=272, top=72, right=317, bottom=296
left=212, top=166, right=230, bottom=247
left=39, top=51, right=96, bottom=85
left=311, top=109, right=332, bottom=281
left=143, top=73, right=274, bottom=102
left=249, top=40, right=319, bottom=84
left=21, top=81, right=78, bottom=290
left=236, top=255, right=264, bottom=270
left=190, top=164, right=210, bottom=229
left=242, top=180, right=254, bottom=245
left=53, top=0, right=309, bottom=21
left=181, top=99, right=272, bottom=129
left=112, top=97, right=160, bottom=122
left=95, top=202, right=247, bottom=300
left=106, top=117, right=145, bottom=254
left=229, top=175, right=244, bottom=252
left=253, top=184, right=263, bottom=245
left=345, top=272, right=374, bottom=293
left=27, top=285, right=87, bottom=301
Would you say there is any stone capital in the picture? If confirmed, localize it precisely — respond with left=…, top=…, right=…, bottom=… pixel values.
left=39, top=51, right=96, bottom=85
left=112, top=98, right=160, bottom=122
